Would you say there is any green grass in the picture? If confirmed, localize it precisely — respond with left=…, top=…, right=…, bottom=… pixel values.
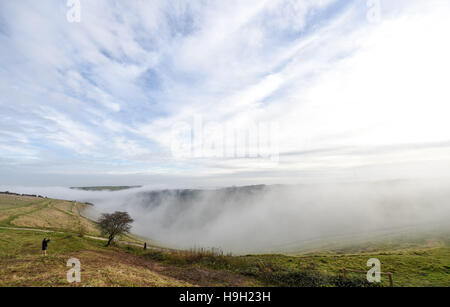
left=0, top=200, right=50, bottom=227
left=0, top=228, right=105, bottom=257
left=239, top=248, right=450, bottom=287
left=0, top=195, right=43, bottom=209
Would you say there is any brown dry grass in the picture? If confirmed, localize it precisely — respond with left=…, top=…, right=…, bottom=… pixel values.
left=12, top=207, right=77, bottom=229
left=0, top=203, right=46, bottom=223
left=0, top=250, right=192, bottom=287
left=0, top=195, right=101, bottom=236
left=0, top=194, right=43, bottom=208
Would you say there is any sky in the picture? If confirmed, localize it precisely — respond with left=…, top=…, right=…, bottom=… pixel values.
left=1, top=0, right=450, bottom=188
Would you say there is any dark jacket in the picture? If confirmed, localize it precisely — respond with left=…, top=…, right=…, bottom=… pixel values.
left=42, top=239, right=50, bottom=250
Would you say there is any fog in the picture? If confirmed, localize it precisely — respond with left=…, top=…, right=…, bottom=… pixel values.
left=2, top=180, right=450, bottom=254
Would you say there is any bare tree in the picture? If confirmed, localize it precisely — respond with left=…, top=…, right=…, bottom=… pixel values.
left=98, top=211, right=134, bottom=246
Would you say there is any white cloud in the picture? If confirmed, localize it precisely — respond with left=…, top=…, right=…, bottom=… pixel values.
left=1, top=0, right=450, bottom=185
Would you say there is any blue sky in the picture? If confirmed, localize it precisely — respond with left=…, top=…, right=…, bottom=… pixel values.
left=1, top=0, right=450, bottom=187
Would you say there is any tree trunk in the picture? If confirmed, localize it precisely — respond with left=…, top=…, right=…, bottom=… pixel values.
left=106, top=235, right=114, bottom=247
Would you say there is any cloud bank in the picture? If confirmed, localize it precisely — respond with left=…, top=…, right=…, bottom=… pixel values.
left=3, top=181, right=449, bottom=254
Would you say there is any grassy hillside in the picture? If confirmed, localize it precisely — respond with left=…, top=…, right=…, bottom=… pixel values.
left=0, top=194, right=448, bottom=287
left=0, top=193, right=99, bottom=235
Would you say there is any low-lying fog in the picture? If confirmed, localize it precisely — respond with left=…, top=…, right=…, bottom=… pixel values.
left=2, top=180, right=450, bottom=254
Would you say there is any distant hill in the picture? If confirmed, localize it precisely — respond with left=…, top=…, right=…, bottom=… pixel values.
left=70, top=186, right=142, bottom=191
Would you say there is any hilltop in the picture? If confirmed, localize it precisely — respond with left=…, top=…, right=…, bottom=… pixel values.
left=70, top=186, right=142, bottom=191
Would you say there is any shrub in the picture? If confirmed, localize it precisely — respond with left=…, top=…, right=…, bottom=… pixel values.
left=77, top=224, right=86, bottom=237
left=145, top=250, right=166, bottom=262
left=260, top=269, right=328, bottom=287
left=329, top=275, right=381, bottom=287
left=257, top=266, right=381, bottom=287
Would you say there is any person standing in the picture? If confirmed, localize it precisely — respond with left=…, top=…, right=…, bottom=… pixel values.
left=42, top=237, right=51, bottom=255
left=144, top=242, right=147, bottom=250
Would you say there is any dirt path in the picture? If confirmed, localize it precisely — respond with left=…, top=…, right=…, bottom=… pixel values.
left=0, top=226, right=166, bottom=251
left=0, top=226, right=61, bottom=233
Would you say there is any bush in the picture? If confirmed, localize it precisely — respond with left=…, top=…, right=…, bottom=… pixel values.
left=329, top=275, right=381, bottom=287
left=258, top=267, right=381, bottom=287
left=77, top=224, right=86, bottom=237
left=145, top=250, right=166, bottom=262
left=261, top=269, right=328, bottom=287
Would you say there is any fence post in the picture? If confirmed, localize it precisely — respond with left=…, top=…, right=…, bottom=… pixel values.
left=388, top=273, right=393, bottom=287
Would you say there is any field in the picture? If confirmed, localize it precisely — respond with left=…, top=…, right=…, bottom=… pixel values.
left=0, top=194, right=448, bottom=287
left=0, top=193, right=99, bottom=235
